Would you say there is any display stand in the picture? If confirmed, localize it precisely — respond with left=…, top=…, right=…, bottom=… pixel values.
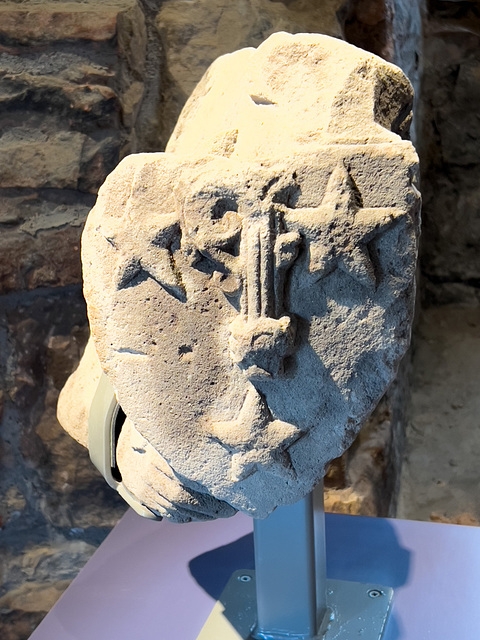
left=29, top=504, right=480, bottom=640
left=198, top=484, right=392, bottom=640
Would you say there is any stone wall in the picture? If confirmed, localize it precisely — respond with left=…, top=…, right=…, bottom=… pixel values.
left=0, top=3, right=148, bottom=636
left=0, top=0, right=154, bottom=294
left=0, top=287, right=126, bottom=639
left=419, top=0, right=480, bottom=305
left=0, top=1, right=432, bottom=637
left=395, top=1, right=480, bottom=527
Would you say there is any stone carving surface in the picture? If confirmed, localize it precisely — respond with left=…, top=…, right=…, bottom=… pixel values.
left=58, top=33, right=420, bottom=521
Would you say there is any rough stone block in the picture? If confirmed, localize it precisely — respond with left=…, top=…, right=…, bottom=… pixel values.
left=59, top=33, right=420, bottom=520
left=155, top=0, right=346, bottom=143
left=0, top=193, right=92, bottom=292
left=0, top=54, right=118, bottom=119
left=0, top=287, right=127, bottom=640
left=0, top=0, right=148, bottom=293
left=419, top=20, right=480, bottom=302
left=0, top=2, right=136, bottom=44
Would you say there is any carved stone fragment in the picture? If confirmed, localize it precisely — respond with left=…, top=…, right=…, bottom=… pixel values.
left=58, top=32, right=420, bottom=520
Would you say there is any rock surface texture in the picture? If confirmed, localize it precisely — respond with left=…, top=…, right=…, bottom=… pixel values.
left=0, top=0, right=151, bottom=294
left=419, top=0, right=480, bottom=305
left=59, top=32, right=420, bottom=520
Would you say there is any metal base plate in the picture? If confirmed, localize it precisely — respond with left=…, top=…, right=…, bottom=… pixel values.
left=197, top=570, right=393, bottom=640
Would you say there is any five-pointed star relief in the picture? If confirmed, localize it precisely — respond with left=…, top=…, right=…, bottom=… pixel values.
left=281, top=163, right=404, bottom=289
left=100, top=211, right=186, bottom=301
left=210, top=386, right=302, bottom=482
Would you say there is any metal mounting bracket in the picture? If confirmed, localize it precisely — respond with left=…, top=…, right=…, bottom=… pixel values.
left=197, top=485, right=393, bottom=640
left=197, top=571, right=393, bottom=640
left=88, top=372, right=161, bottom=520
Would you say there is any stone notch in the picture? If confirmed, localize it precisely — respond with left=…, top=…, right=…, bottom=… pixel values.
left=58, top=33, right=420, bottom=521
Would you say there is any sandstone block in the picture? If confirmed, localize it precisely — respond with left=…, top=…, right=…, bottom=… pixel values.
left=0, top=125, right=120, bottom=193
left=155, top=0, right=346, bottom=142
left=3, top=288, right=126, bottom=528
left=0, top=2, right=137, bottom=44
left=0, top=67, right=118, bottom=119
left=0, top=196, right=89, bottom=293
left=0, top=1, right=148, bottom=293
left=59, top=33, right=420, bottom=520
left=0, top=129, right=85, bottom=190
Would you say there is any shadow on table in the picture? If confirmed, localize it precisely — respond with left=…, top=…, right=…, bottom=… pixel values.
left=190, top=532, right=255, bottom=600
left=189, top=513, right=411, bottom=640
left=325, top=514, right=411, bottom=640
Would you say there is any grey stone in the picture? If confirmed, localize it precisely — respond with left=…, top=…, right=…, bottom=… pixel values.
left=59, top=33, right=420, bottom=520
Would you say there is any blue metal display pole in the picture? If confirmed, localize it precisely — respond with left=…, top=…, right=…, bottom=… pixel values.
left=197, top=483, right=393, bottom=640
left=313, top=484, right=328, bottom=632
left=253, top=485, right=326, bottom=639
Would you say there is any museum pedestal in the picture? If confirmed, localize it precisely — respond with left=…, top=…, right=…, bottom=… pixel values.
left=30, top=508, right=480, bottom=639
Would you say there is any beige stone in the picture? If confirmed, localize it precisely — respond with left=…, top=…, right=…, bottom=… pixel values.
left=155, top=0, right=346, bottom=142
left=59, top=33, right=420, bottom=520
left=0, top=580, right=71, bottom=614
left=0, top=125, right=119, bottom=193
left=157, top=0, right=344, bottom=97
left=0, top=2, right=136, bottom=44
left=0, top=217, right=84, bottom=293
left=0, top=71, right=117, bottom=114
left=57, top=340, right=102, bottom=449
left=0, top=129, right=85, bottom=190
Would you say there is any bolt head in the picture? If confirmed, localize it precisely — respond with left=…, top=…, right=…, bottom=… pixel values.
left=239, top=574, right=252, bottom=583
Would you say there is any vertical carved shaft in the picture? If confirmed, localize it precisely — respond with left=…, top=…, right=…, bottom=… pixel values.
left=243, top=211, right=275, bottom=321
left=246, top=218, right=261, bottom=319
left=274, top=255, right=285, bottom=320
left=260, top=212, right=275, bottom=318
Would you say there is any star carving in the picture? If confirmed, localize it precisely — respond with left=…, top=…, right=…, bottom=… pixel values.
left=100, top=211, right=186, bottom=301
left=281, top=163, right=404, bottom=289
left=209, top=386, right=302, bottom=482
